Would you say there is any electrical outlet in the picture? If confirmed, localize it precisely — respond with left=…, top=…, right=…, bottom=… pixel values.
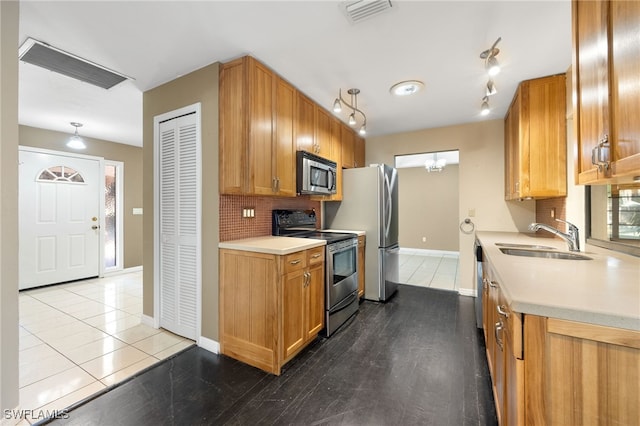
left=551, top=208, right=556, bottom=218
left=468, top=208, right=475, bottom=217
left=422, top=236, right=426, bottom=243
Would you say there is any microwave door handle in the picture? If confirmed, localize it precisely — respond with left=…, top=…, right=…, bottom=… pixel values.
left=330, top=169, right=336, bottom=190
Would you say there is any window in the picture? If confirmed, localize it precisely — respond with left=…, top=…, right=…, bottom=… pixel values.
left=608, top=184, right=640, bottom=242
left=104, top=161, right=123, bottom=271
left=37, top=165, right=85, bottom=183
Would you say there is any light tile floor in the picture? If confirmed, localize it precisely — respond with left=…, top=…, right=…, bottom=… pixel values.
left=398, top=249, right=460, bottom=291
left=16, top=271, right=193, bottom=425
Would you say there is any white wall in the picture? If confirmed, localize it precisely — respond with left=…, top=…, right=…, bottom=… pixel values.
left=366, top=119, right=536, bottom=295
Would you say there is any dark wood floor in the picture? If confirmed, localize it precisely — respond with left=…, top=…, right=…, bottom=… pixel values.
left=46, top=285, right=497, bottom=425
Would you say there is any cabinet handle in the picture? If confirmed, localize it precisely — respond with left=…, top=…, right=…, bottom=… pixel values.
left=494, top=321, right=504, bottom=351
left=311, top=253, right=321, bottom=259
left=289, top=259, right=301, bottom=265
left=515, top=181, right=520, bottom=194
left=303, top=271, right=311, bottom=287
left=272, top=177, right=277, bottom=193
left=488, top=280, right=498, bottom=288
left=591, top=134, right=610, bottom=172
left=496, top=305, right=509, bottom=318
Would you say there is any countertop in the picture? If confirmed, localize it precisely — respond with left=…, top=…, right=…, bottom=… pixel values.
left=476, top=231, right=640, bottom=331
left=219, top=236, right=326, bottom=255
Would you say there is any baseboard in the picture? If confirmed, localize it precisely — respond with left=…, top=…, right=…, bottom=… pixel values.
left=103, top=265, right=142, bottom=277
left=198, top=336, right=220, bottom=354
left=399, top=247, right=459, bottom=257
left=140, top=314, right=156, bottom=328
left=458, top=287, right=476, bottom=297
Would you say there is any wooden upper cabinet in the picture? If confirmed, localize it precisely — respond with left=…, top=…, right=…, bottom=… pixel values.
left=354, top=134, right=365, bottom=168
left=504, top=74, right=567, bottom=200
left=314, top=106, right=333, bottom=160
left=274, top=77, right=297, bottom=197
left=219, top=56, right=296, bottom=196
left=341, top=123, right=355, bottom=168
left=573, top=0, right=640, bottom=184
left=295, top=92, right=315, bottom=154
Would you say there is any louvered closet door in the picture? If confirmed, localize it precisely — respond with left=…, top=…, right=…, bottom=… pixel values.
left=159, top=112, right=200, bottom=340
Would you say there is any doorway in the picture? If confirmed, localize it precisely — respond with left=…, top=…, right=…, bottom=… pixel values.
left=19, top=147, right=103, bottom=289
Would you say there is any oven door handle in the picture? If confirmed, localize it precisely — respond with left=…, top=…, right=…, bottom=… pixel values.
left=328, top=292, right=358, bottom=314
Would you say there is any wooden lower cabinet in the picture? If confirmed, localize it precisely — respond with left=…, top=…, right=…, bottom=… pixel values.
left=524, top=316, right=640, bottom=425
left=483, top=283, right=639, bottom=425
left=357, top=235, right=365, bottom=298
left=220, top=246, right=325, bottom=375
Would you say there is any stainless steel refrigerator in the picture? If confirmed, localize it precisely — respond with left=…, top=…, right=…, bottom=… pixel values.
left=324, top=164, right=399, bottom=301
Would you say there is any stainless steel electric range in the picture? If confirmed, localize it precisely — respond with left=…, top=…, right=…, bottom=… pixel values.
left=272, top=209, right=359, bottom=337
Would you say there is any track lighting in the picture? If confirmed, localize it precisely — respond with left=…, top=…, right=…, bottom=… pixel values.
left=480, top=97, right=490, bottom=116
left=480, top=37, right=501, bottom=76
left=67, top=122, right=86, bottom=149
left=332, top=88, right=367, bottom=135
left=486, top=80, right=497, bottom=96
left=479, top=37, right=501, bottom=117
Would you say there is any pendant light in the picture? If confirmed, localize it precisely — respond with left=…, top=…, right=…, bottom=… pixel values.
left=67, top=122, right=86, bottom=150
left=332, top=88, right=367, bottom=135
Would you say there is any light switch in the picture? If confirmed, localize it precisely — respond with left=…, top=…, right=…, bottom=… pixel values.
left=132, top=208, right=143, bottom=215
left=468, top=208, right=475, bottom=217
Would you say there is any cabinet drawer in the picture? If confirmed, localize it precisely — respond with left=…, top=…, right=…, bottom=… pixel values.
left=308, top=247, right=324, bottom=266
left=284, top=252, right=307, bottom=273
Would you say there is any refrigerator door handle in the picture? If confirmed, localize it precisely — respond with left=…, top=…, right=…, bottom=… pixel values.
left=384, top=172, right=393, bottom=239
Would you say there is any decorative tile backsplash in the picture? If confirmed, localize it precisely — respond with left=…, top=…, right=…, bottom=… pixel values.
left=220, top=195, right=321, bottom=241
left=535, top=197, right=567, bottom=231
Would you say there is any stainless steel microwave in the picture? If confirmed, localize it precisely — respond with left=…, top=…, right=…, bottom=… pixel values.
left=296, top=151, right=337, bottom=196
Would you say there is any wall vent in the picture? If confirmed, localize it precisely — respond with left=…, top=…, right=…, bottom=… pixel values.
left=342, top=0, right=393, bottom=24
left=19, top=37, right=131, bottom=89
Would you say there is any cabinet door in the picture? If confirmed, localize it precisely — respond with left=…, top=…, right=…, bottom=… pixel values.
left=609, top=0, right=640, bottom=177
left=249, top=59, right=276, bottom=195
left=282, top=268, right=306, bottom=360
left=296, top=93, right=315, bottom=153
left=573, top=0, right=610, bottom=183
left=328, top=118, right=343, bottom=201
left=219, top=59, right=245, bottom=194
left=274, top=77, right=296, bottom=196
left=341, top=123, right=355, bottom=168
left=306, top=263, right=325, bottom=339
left=354, top=134, right=365, bottom=168
left=504, top=93, right=521, bottom=200
left=527, top=75, right=567, bottom=197
left=315, top=107, right=332, bottom=159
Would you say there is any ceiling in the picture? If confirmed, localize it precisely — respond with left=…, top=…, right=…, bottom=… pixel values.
left=18, top=1, right=572, bottom=148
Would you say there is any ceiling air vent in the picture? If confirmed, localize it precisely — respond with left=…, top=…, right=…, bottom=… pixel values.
left=342, top=0, right=394, bottom=24
left=19, top=37, right=131, bottom=89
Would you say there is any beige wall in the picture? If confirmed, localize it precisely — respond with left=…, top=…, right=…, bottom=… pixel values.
left=19, top=125, right=143, bottom=268
left=366, top=119, right=536, bottom=293
left=398, top=164, right=459, bottom=251
left=1, top=0, right=20, bottom=412
left=143, top=62, right=220, bottom=341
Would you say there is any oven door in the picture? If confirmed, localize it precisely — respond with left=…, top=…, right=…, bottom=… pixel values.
left=326, top=239, right=358, bottom=308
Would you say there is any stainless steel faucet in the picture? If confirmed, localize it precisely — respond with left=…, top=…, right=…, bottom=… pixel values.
left=528, top=218, right=580, bottom=252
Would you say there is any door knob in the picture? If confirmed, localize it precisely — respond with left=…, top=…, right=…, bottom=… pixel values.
left=91, top=225, right=100, bottom=230
left=92, top=217, right=98, bottom=221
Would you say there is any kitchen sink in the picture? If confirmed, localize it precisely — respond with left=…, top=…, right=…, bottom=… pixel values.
left=495, top=242, right=557, bottom=250
left=499, top=247, right=592, bottom=260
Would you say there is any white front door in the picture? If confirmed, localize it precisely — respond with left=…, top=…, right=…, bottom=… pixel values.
left=19, top=148, right=102, bottom=289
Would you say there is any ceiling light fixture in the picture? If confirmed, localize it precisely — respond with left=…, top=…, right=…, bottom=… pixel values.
left=486, top=80, right=497, bottom=96
left=67, top=122, right=86, bottom=150
left=480, top=37, right=502, bottom=76
left=389, top=80, right=424, bottom=97
left=480, top=97, right=491, bottom=116
left=333, top=88, right=368, bottom=136
left=425, top=153, right=447, bottom=173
